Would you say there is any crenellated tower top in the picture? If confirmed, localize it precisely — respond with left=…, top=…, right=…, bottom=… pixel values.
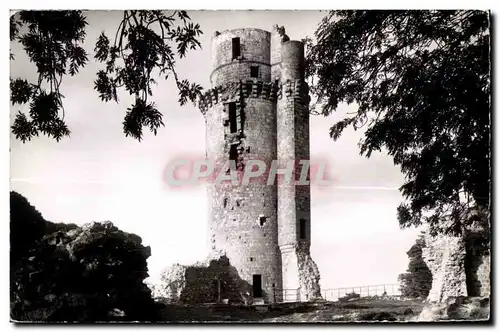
left=199, top=26, right=309, bottom=115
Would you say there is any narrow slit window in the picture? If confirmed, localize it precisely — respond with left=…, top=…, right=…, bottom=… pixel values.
left=250, top=66, right=259, bottom=78
left=299, top=219, right=306, bottom=239
left=228, top=102, right=238, bottom=133
left=232, top=37, right=240, bottom=59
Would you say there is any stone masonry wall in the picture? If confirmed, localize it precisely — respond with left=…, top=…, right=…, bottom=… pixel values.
left=275, top=37, right=320, bottom=300
left=464, top=209, right=491, bottom=298
left=422, top=231, right=468, bottom=302
left=205, top=97, right=281, bottom=303
left=270, top=25, right=290, bottom=82
left=422, top=207, right=491, bottom=303
left=211, top=29, right=271, bottom=86
left=201, top=27, right=321, bottom=303
left=205, top=29, right=282, bottom=303
left=296, top=243, right=322, bottom=301
left=154, top=254, right=254, bottom=304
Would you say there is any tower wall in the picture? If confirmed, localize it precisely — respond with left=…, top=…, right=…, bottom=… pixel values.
left=277, top=40, right=320, bottom=301
left=281, top=41, right=305, bottom=81
left=271, top=26, right=283, bottom=82
left=204, top=29, right=282, bottom=303
left=277, top=41, right=310, bottom=249
left=200, top=27, right=321, bottom=304
left=211, top=29, right=271, bottom=86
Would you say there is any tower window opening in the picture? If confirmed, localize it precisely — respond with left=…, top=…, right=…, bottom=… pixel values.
left=259, top=216, right=267, bottom=227
left=228, top=102, right=238, bottom=133
left=250, top=257, right=254, bottom=262
left=232, top=37, right=241, bottom=59
left=250, top=66, right=259, bottom=78
left=223, top=197, right=229, bottom=208
left=299, top=219, right=306, bottom=239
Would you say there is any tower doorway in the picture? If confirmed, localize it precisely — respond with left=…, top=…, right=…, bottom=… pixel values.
left=252, top=274, right=263, bottom=298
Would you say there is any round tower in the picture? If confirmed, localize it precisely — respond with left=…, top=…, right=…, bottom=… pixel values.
left=202, top=28, right=282, bottom=303
left=276, top=40, right=320, bottom=301
left=277, top=40, right=310, bottom=249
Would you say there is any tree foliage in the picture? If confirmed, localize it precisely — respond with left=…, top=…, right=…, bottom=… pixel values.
left=10, top=191, right=50, bottom=263
left=10, top=10, right=203, bottom=142
left=306, top=10, right=491, bottom=235
left=398, top=234, right=433, bottom=298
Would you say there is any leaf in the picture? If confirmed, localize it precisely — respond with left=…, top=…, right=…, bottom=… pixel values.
left=11, top=112, right=37, bottom=143
left=10, top=78, right=33, bottom=105
left=11, top=10, right=204, bottom=143
left=123, top=99, right=164, bottom=141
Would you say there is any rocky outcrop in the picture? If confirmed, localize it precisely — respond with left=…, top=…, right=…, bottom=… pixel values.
left=153, top=253, right=253, bottom=305
left=11, top=213, right=156, bottom=322
left=296, top=244, right=322, bottom=301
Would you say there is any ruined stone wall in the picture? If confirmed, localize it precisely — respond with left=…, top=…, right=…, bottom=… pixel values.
left=471, top=254, right=491, bottom=297
left=422, top=208, right=491, bottom=303
left=422, top=232, right=468, bottom=302
left=154, top=254, right=254, bottom=304
left=464, top=210, right=491, bottom=298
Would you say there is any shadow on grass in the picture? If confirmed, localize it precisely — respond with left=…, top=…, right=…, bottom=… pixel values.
left=157, top=301, right=323, bottom=322
left=154, top=298, right=425, bottom=323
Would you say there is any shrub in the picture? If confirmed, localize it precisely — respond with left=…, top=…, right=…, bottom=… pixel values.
left=398, top=234, right=433, bottom=298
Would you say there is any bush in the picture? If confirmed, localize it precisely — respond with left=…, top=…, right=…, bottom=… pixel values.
left=339, top=292, right=361, bottom=302
left=398, top=234, right=433, bottom=298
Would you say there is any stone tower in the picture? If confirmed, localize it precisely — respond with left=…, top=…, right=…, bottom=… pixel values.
left=199, top=26, right=321, bottom=304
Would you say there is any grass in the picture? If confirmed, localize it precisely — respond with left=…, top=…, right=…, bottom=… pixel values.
left=156, top=298, right=426, bottom=323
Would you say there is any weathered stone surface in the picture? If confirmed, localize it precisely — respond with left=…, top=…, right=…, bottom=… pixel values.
left=202, top=26, right=321, bottom=303
left=470, top=253, right=491, bottom=296
left=422, top=232, right=468, bottom=303
left=296, top=244, right=322, bottom=301
left=464, top=209, right=491, bottom=298
left=153, top=253, right=254, bottom=305
left=421, top=207, right=491, bottom=304
left=417, top=296, right=490, bottom=321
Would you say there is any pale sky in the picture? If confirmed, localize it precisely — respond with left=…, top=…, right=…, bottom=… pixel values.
left=10, top=10, right=421, bottom=289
